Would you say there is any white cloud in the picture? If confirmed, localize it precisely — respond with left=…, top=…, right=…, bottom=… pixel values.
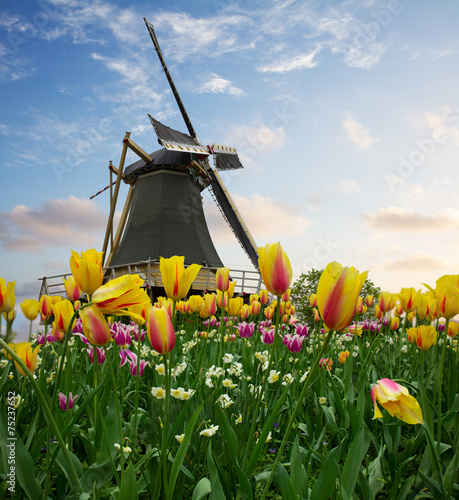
left=365, top=206, right=459, bottom=232
left=257, top=47, right=321, bottom=73
left=385, top=251, right=447, bottom=271
left=307, top=179, right=360, bottom=209
left=198, top=74, right=244, bottom=96
left=342, top=115, right=378, bottom=150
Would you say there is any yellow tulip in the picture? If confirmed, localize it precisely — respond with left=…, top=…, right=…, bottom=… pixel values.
left=398, top=288, right=418, bottom=313
left=147, top=306, right=175, bottom=354
left=227, top=297, right=243, bottom=316
left=69, top=248, right=104, bottom=296
left=424, top=275, right=459, bottom=319
left=448, top=321, right=459, bottom=338
left=258, top=242, right=292, bottom=296
left=52, top=299, right=76, bottom=336
left=79, top=306, right=111, bottom=346
left=390, top=316, right=400, bottom=331
left=20, top=299, right=39, bottom=321
left=378, top=292, right=393, bottom=313
left=0, top=278, right=16, bottom=314
left=316, top=261, right=368, bottom=331
left=371, top=378, right=423, bottom=425
left=63, top=276, right=82, bottom=302
left=259, top=289, right=269, bottom=305
left=11, top=342, right=40, bottom=376
left=415, top=325, right=438, bottom=350
left=39, top=294, right=54, bottom=319
left=187, top=295, right=204, bottom=314
left=91, top=274, right=150, bottom=323
left=160, top=256, right=201, bottom=301
left=338, top=350, right=350, bottom=364
left=415, top=293, right=434, bottom=319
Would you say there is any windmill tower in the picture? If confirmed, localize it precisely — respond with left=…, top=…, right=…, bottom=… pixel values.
left=101, top=19, right=259, bottom=293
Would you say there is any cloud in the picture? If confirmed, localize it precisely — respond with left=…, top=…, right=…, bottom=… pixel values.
left=307, top=179, right=360, bottom=210
left=385, top=251, right=447, bottom=271
left=257, top=47, right=321, bottom=73
left=342, top=115, right=378, bottom=150
left=0, top=195, right=109, bottom=252
left=365, top=207, right=459, bottom=232
left=198, top=74, right=244, bottom=96
left=205, top=192, right=310, bottom=244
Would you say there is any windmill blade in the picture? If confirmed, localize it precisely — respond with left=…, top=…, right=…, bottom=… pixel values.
left=149, top=115, right=209, bottom=155
left=212, top=143, right=244, bottom=171
left=207, top=168, right=259, bottom=269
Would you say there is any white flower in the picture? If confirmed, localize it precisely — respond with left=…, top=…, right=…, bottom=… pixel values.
left=205, top=378, right=214, bottom=388
left=151, top=387, right=166, bottom=399
left=223, top=353, right=234, bottom=364
left=318, top=396, right=327, bottom=405
left=227, top=361, right=243, bottom=377
left=352, top=351, right=359, bottom=357
left=300, top=370, right=309, bottom=383
left=171, top=387, right=184, bottom=399
left=155, top=363, right=165, bottom=375
left=180, top=389, right=195, bottom=400
left=175, top=434, right=185, bottom=444
left=0, top=359, right=9, bottom=368
left=282, top=373, right=294, bottom=386
left=235, top=414, right=242, bottom=425
left=222, top=378, right=233, bottom=388
left=268, top=370, right=280, bottom=384
left=401, top=344, right=408, bottom=353
left=217, top=394, right=233, bottom=409
left=200, top=424, right=219, bottom=437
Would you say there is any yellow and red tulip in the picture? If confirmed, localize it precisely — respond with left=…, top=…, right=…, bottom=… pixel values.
left=365, top=295, right=374, bottom=307
left=371, top=378, right=423, bottom=424
left=160, top=256, right=201, bottom=301
left=378, top=292, right=393, bottom=313
left=79, top=306, right=111, bottom=346
left=216, top=290, right=228, bottom=309
left=0, top=278, right=16, bottom=314
left=398, top=287, right=418, bottom=313
left=258, top=242, right=292, bottom=297
left=215, top=267, right=230, bottom=292
left=69, top=249, right=104, bottom=296
left=316, top=261, right=368, bottom=331
left=390, top=316, right=400, bottom=331
left=227, top=297, right=243, bottom=316
left=424, top=274, right=459, bottom=319
left=11, top=342, right=40, bottom=376
left=415, top=325, right=438, bottom=350
left=39, top=294, right=54, bottom=319
left=448, top=321, right=459, bottom=338
left=338, top=350, right=350, bottom=364
left=250, top=300, right=261, bottom=315
left=20, top=299, right=39, bottom=321
left=52, top=299, right=76, bottom=335
left=147, top=306, right=175, bottom=354
left=259, top=289, right=269, bottom=305
left=63, top=276, right=82, bottom=302
left=309, top=293, right=318, bottom=308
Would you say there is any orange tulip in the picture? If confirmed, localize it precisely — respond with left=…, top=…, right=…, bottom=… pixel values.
left=390, top=316, right=400, bottom=331
left=316, top=261, right=368, bottom=331
left=258, top=242, right=292, bottom=296
left=338, top=350, right=350, bottom=364
left=69, top=249, right=103, bottom=296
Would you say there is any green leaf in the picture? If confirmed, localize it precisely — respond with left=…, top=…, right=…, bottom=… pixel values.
left=444, top=446, right=459, bottom=500
left=340, top=425, right=370, bottom=499
left=321, top=404, right=339, bottom=434
left=192, top=478, right=212, bottom=500
left=51, top=443, right=84, bottom=482
left=290, top=437, right=303, bottom=500
left=395, top=476, right=415, bottom=500
left=168, top=402, right=203, bottom=498
left=368, top=444, right=385, bottom=497
left=310, top=445, right=341, bottom=500
left=418, top=468, right=446, bottom=500
left=207, top=440, right=226, bottom=500
left=119, top=462, right=138, bottom=500
left=274, top=463, right=297, bottom=500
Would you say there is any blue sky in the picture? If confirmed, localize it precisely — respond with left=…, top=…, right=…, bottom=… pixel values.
left=2, top=0, right=459, bottom=327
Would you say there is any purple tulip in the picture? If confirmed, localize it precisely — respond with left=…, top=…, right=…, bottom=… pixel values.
left=235, top=321, right=255, bottom=338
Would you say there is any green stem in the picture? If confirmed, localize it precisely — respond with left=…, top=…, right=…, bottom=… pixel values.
left=260, top=328, right=334, bottom=500
left=161, top=352, right=171, bottom=498
left=437, top=318, right=449, bottom=453
left=131, top=337, right=142, bottom=456
left=0, top=338, right=84, bottom=493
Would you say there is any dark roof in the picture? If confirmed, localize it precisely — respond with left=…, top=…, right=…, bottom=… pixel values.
left=124, top=148, right=193, bottom=179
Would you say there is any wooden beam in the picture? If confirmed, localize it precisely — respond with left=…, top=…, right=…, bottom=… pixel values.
left=125, top=137, right=153, bottom=164
left=104, top=185, right=133, bottom=268
left=102, top=132, right=130, bottom=266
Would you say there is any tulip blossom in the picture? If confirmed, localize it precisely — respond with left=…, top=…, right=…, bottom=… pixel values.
left=160, top=255, right=201, bottom=301
left=390, top=316, right=400, bottom=331
left=86, top=345, right=107, bottom=364
left=79, top=306, right=111, bottom=346
left=264, top=305, right=275, bottom=321
left=126, top=350, right=149, bottom=377
left=69, top=249, right=104, bottom=296
left=355, top=296, right=366, bottom=315
left=378, top=292, right=393, bottom=313
left=250, top=300, right=261, bottom=315
left=338, top=350, right=350, bottom=364
left=283, top=333, right=304, bottom=353
left=365, top=295, right=374, bottom=307
left=316, top=262, right=368, bottom=332
left=235, top=321, right=255, bottom=338
left=63, top=276, right=82, bottom=302
left=215, top=267, right=230, bottom=292
left=216, top=290, right=228, bottom=309
left=258, top=242, right=292, bottom=296
left=58, top=392, right=79, bottom=411
left=319, top=358, right=333, bottom=371
left=424, top=274, right=459, bottom=319
left=448, top=321, right=459, bottom=338
left=0, top=278, right=16, bottom=314
left=414, top=325, right=438, bottom=350
left=52, top=299, right=76, bottom=337
left=227, top=297, right=243, bottom=316
left=261, top=327, right=275, bottom=344
left=309, top=293, right=318, bottom=308
left=91, top=274, right=150, bottom=322
left=147, top=306, right=175, bottom=354
left=11, top=342, right=40, bottom=376
left=259, top=289, right=269, bottom=305
left=20, top=299, right=39, bottom=321
left=239, top=304, right=250, bottom=320
left=188, top=295, right=204, bottom=314
left=398, top=288, right=418, bottom=314
left=371, top=378, right=423, bottom=424
left=295, top=323, right=308, bottom=337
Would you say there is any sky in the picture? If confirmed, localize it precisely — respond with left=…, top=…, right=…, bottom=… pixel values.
left=2, top=0, right=459, bottom=336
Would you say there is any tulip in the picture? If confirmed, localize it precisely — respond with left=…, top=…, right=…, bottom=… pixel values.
left=215, top=267, right=230, bottom=292
left=250, top=294, right=259, bottom=304
left=259, top=289, right=269, bottom=305
left=261, top=327, right=275, bottom=344
left=371, top=378, right=423, bottom=424
left=312, top=307, right=320, bottom=322
left=235, top=321, right=255, bottom=338
left=398, top=288, right=418, bottom=313
left=448, top=321, right=459, bottom=338
left=59, top=392, right=79, bottom=411
left=91, top=274, right=150, bottom=323
left=390, top=316, right=400, bottom=331
left=415, top=293, right=433, bottom=319
left=348, top=323, right=363, bottom=337
left=147, top=306, right=175, bottom=354
left=316, top=262, right=368, bottom=331
left=239, top=304, right=250, bottom=320
left=63, top=276, right=82, bottom=302
left=11, top=342, right=40, bottom=376
left=3, top=310, right=16, bottom=322
left=0, top=278, right=16, bottom=314
left=20, top=299, right=39, bottom=321
left=187, top=295, right=204, bottom=314
left=160, top=256, right=201, bottom=301
left=281, top=289, right=291, bottom=303
left=258, top=242, right=292, bottom=297
left=228, top=280, right=237, bottom=299
left=52, top=299, right=75, bottom=336
left=319, top=358, right=333, bottom=371
left=70, top=249, right=103, bottom=296
left=227, top=297, right=243, bottom=317
left=216, top=290, right=228, bottom=309
left=415, top=325, right=438, bottom=350
left=201, top=293, right=217, bottom=318
left=264, top=305, right=275, bottom=321
left=338, top=350, right=350, bottom=364
left=309, top=293, right=318, bottom=308
left=283, top=333, right=303, bottom=353
left=295, top=323, right=308, bottom=337
left=424, top=275, right=459, bottom=319
left=250, top=300, right=261, bottom=315
left=365, top=295, right=374, bottom=307
left=79, top=306, right=111, bottom=346
left=378, top=292, right=393, bottom=313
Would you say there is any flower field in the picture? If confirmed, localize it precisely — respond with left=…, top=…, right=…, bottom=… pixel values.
left=0, top=244, right=458, bottom=499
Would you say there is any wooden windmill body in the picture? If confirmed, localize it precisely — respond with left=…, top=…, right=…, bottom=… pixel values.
left=101, top=19, right=259, bottom=296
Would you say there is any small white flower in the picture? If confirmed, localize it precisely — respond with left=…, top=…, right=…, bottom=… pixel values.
left=175, top=434, right=185, bottom=444
left=155, top=363, right=165, bottom=375
left=200, top=424, right=219, bottom=437
left=300, top=370, right=309, bottom=383
left=282, top=373, right=294, bottom=386
left=318, top=396, right=327, bottom=405
left=223, top=353, right=234, bottom=364
left=222, top=378, right=233, bottom=388
left=205, top=378, right=214, bottom=388
left=352, top=351, right=359, bottom=357
left=217, top=394, right=233, bottom=408
left=234, top=414, right=242, bottom=424
left=180, top=389, right=195, bottom=400
left=268, top=370, right=280, bottom=384
left=171, top=387, right=184, bottom=399
left=151, top=386, right=166, bottom=399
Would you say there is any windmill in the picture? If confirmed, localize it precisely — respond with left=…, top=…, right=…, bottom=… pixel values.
left=100, top=18, right=259, bottom=293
